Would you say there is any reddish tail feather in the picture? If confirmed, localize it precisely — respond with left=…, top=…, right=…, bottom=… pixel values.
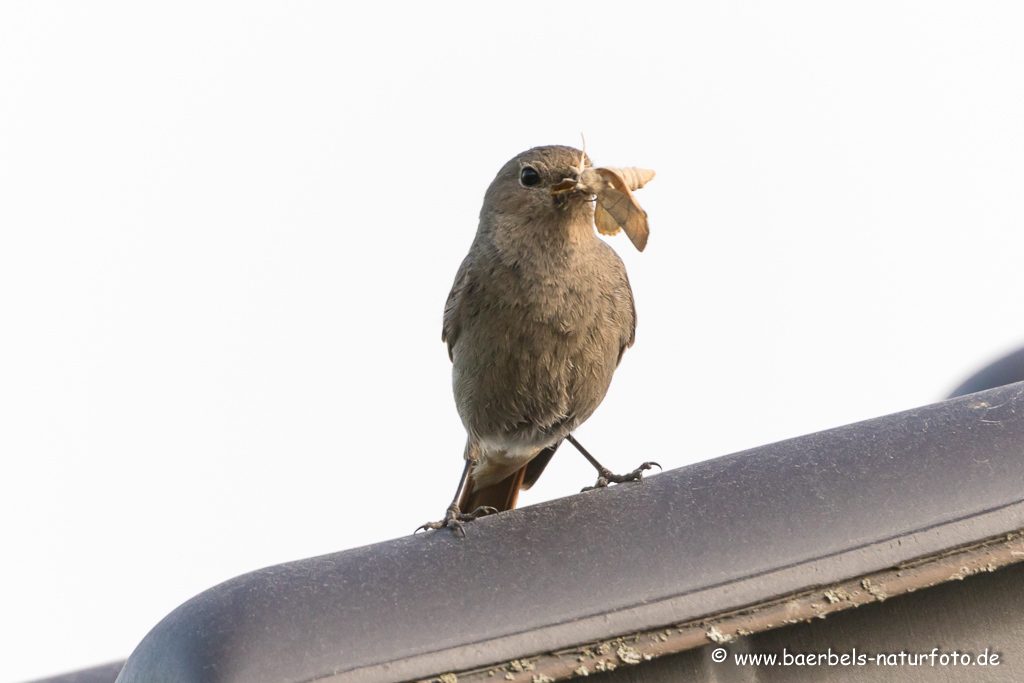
left=457, top=442, right=560, bottom=513
left=458, top=465, right=526, bottom=514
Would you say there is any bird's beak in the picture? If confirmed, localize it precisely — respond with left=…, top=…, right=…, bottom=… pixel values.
left=550, top=179, right=577, bottom=195
left=551, top=170, right=583, bottom=195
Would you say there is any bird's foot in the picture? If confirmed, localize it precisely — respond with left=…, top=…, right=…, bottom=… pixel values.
left=582, top=461, right=661, bottom=492
left=416, top=503, right=498, bottom=537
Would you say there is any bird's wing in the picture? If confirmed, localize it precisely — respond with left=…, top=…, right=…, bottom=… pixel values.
left=624, top=269, right=637, bottom=351
left=608, top=249, right=637, bottom=366
left=442, top=254, right=474, bottom=362
left=617, top=276, right=637, bottom=366
left=520, top=441, right=561, bottom=490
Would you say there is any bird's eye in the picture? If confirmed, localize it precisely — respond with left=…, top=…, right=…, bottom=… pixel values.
left=520, top=166, right=541, bottom=187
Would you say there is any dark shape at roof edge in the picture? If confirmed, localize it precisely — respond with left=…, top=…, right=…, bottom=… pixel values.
left=116, top=381, right=1024, bottom=683
left=949, top=345, right=1024, bottom=398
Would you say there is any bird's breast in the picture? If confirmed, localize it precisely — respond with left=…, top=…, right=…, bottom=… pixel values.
left=451, top=250, right=622, bottom=442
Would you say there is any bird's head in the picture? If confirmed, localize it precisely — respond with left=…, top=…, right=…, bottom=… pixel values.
left=481, top=145, right=594, bottom=222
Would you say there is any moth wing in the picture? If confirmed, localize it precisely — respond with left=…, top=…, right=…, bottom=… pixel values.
left=594, top=201, right=622, bottom=236
left=594, top=167, right=649, bottom=252
left=604, top=167, right=655, bottom=191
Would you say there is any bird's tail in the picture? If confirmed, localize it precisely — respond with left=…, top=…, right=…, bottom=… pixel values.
left=458, top=465, right=527, bottom=514
left=457, top=441, right=561, bottom=514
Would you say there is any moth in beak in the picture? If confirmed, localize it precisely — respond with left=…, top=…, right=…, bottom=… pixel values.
left=553, top=162, right=655, bottom=252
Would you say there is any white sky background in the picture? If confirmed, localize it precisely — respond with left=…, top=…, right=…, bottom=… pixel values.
left=2, top=2, right=1023, bottom=680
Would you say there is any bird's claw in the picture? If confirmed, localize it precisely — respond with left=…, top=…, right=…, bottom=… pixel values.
left=582, top=461, right=661, bottom=492
left=416, top=503, right=498, bottom=537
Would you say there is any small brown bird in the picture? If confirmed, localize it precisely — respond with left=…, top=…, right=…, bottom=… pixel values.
left=420, top=145, right=658, bottom=534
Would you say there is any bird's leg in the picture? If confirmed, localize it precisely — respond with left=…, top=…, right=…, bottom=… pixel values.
left=416, top=460, right=497, bottom=537
left=566, top=433, right=661, bottom=492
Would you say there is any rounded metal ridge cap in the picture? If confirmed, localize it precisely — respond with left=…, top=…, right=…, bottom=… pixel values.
left=117, top=381, right=1024, bottom=683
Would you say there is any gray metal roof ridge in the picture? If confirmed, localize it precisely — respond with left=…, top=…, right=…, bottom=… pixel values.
left=116, top=381, right=1024, bottom=683
left=320, top=501, right=1024, bottom=683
